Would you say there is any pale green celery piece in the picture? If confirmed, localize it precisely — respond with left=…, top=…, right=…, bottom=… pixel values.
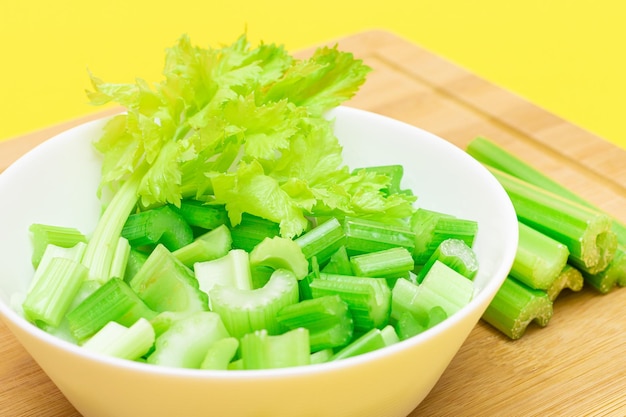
left=276, top=295, right=354, bottom=351
left=173, top=224, right=233, bottom=269
left=583, top=245, right=626, bottom=293
left=349, top=247, right=415, bottom=279
left=147, top=311, right=230, bottom=369
left=343, top=216, right=415, bottom=256
left=228, top=359, right=244, bottom=370
left=321, top=246, right=353, bottom=275
left=209, top=269, right=300, bottom=338
left=419, top=261, right=474, bottom=316
left=546, top=264, right=584, bottom=301
left=310, top=348, right=334, bottom=365
left=509, top=222, right=570, bottom=290
left=249, top=236, right=309, bottom=280
left=130, top=244, right=209, bottom=313
left=194, top=249, right=253, bottom=303
left=380, top=324, right=400, bottom=346
left=240, top=328, right=310, bottom=370
left=482, top=276, right=553, bottom=340
left=294, top=217, right=346, bottom=265
left=200, top=337, right=239, bottom=370
left=82, top=318, right=155, bottom=361
left=150, top=311, right=196, bottom=338
left=330, top=327, right=387, bottom=361
left=393, top=307, right=448, bottom=340
left=109, top=237, right=130, bottom=281
left=22, top=257, right=88, bottom=328
left=309, top=273, right=391, bottom=333
left=29, top=223, right=87, bottom=269
left=30, top=242, right=86, bottom=291
left=414, top=238, right=478, bottom=284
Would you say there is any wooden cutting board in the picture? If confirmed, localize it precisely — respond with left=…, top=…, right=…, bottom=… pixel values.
left=1, top=30, right=625, bottom=416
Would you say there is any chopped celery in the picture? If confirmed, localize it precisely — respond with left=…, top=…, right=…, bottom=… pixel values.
left=22, top=257, right=88, bottom=328
left=309, top=273, right=391, bottom=333
left=415, top=238, right=478, bottom=283
left=394, top=307, right=447, bottom=340
left=249, top=236, right=309, bottom=280
left=482, top=276, right=553, bottom=340
left=353, top=164, right=405, bottom=196
left=509, top=222, right=570, bottom=290
left=30, top=242, right=86, bottom=291
left=209, top=269, right=299, bottom=338
left=330, top=325, right=397, bottom=361
left=321, top=246, right=353, bottom=275
left=121, top=205, right=194, bottom=251
left=173, top=200, right=229, bottom=231
left=240, top=328, right=310, bottom=370
left=350, top=247, right=414, bottom=279
left=82, top=318, right=155, bottom=361
left=29, top=223, right=87, bottom=269
left=310, top=348, right=334, bottom=365
left=294, top=217, right=346, bottom=265
left=199, top=337, right=239, bottom=370
left=129, top=244, right=208, bottom=313
left=172, top=224, right=232, bottom=269
left=342, top=216, right=415, bottom=256
left=230, top=213, right=280, bottom=252
left=546, top=264, right=584, bottom=301
left=583, top=245, right=626, bottom=293
left=276, top=295, right=353, bottom=351
left=109, top=237, right=130, bottom=281
left=194, top=249, right=253, bottom=299
left=66, top=278, right=157, bottom=342
left=124, top=249, right=149, bottom=282
left=147, top=311, right=230, bottom=369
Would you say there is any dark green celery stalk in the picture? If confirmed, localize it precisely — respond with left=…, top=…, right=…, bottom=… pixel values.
left=482, top=276, right=553, bottom=340
left=509, top=222, right=570, bottom=290
left=342, top=216, right=415, bottom=256
left=546, top=264, right=584, bottom=301
left=230, top=213, right=281, bottom=252
left=414, top=238, right=479, bottom=283
left=66, top=278, right=157, bottom=342
left=29, top=224, right=87, bottom=269
left=172, top=200, right=229, bottom=231
left=240, top=328, right=310, bottom=370
left=321, top=246, right=353, bottom=275
left=172, top=224, right=232, bottom=269
left=489, top=168, right=617, bottom=275
left=294, top=217, right=346, bottom=265
left=129, top=244, right=209, bottom=313
left=276, top=295, right=353, bottom=351
left=582, top=245, right=626, bottom=293
left=349, top=247, right=414, bottom=279
left=121, top=205, right=194, bottom=251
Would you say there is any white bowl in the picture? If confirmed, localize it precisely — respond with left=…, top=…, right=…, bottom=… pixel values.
left=0, top=106, right=518, bottom=417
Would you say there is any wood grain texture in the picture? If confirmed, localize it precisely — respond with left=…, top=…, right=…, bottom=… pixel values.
left=1, top=30, right=625, bottom=417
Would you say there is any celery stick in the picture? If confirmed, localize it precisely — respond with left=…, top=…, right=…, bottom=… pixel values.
left=310, top=348, right=333, bottom=364
left=509, top=222, right=570, bottom=290
left=194, top=249, right=253, bottom=300
left=249, top=236, right=309, bottom=280
left=30, top=242, right=86, bottom=291
left=414, top=238, right=478, bottom=283
left=29, top=223, right=87, bottom=269
left=294, top=217, right=346, bottom=265
left=276, top=295, right=353, bottom=351
left=200, top=337, right=239, bottom=370
left=82, top=318, right=155, bottom=361
left=230, top=213, right=280, bottom=252
left=321, top=246, right=353, bottom=275
left=309, top=273, right=391, bottom=333
left=241, top=328, right=310, bottom=370
left=130, top=244, right=209, bottom=313
left=22, top=257, right=88, bottom=328
left=393, top=307, right=447, bottom=340
left=342, top=216, right=415, bottom=256
left=490, top=168, right=617, bottom=274
left=67, top=278, right=157, bottom=342
left=482, top=276, right=553, bottom=340
left=147, top=311, right=230, bottom=369
left=350, top=247, right=414, bottom=279
left=546, top=264, right=584, bottom=301
left=173, top=200, right=229, bottom=231
left=172, top=224, right=232, bottom=269
left=209, top=269, right=299, bottom=338
left=330, top=325, right=397, bottom=361
left=124, top=249, right=148, bottom=283
left=109, top=237, right=130, bottom=281
left=122, top=205, right=194, bottom=251
left=583, top=245, right=626, bottom=293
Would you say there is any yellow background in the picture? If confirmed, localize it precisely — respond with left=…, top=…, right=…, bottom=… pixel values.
left=2, top=1, right=625, bottom=149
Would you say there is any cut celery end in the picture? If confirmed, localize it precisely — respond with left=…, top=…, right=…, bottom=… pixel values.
left=276, top=295, right=354, bottom=351
left=546, top=264, right=584, bottom=301
left=321, top=246, right=353, bottom=275
left=173, top=224, right=232, bottom=269
left=482, top=276, right=553, bottom=340
left=510, top=222, right=570, bottom=290
left=122, top=205, right=194, bottom=251
left=30, top=242, right=86, bottom=291
left=294, top=217, right=346, bottom=265
left=241, top=328, right=310, bottom=370
left=394, top=306, right=447, bottom=340
left=173, top=200, right=229, bottom=230
left=29, top=223, right=87, bottom=269
left=415, top=238, right=478, bottom=283
left=230, top=213, right=280, bottom=252
left=310, top=273, right=391, bottom=333
left=583, top=245, right=626, bottom=293
left=22, top=257, right=88, bottom=328
left=200, top=337, right=239, bottom=370
left=194, top=249, right=253, bottom=301
left=209, top=269, right=300, bottom=338
left=249, top=236, right=309, bottom=280
left=310, top=348, right=334, bottom=365
left=147, top=311, right=230, bottom=369
left=343, top=216, right=414, bottom=256
left=130, top=244, right=209, bottom=313
left=67, top=278, right=157, bottom=342
left=82, top=318, right=155, bottom=361
left=330, top=327, right=387, bottom=361
left=350, top=247, right=414, bottom=279
left=109, top=237, right=130, bottom=281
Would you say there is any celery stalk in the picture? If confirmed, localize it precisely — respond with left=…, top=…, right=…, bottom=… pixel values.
left=342, top=216, right=415, bottom=256
left=414, top=238, right=479, bottom=283
left=121, top=205, right=194, bottom=251
left=546, top=264, right=584, bottom=301
left=82, top=318, right=155, bottom=361
left=173, top=200, right=229, bottom=231
left=172, top=224, right=232, bottom=269
left=29, top=224, right=87, bottom=269
left=349, top=247, right=414, bottom=279
left=583, top=245, right=626, bottom=293
left=240, top=328, right=310, bottom=370
left=321, top=246, right=353, bottom=275
left=199, top=337, right=239, bottom=370
left=330, top=325, right=397, bottom=361
left=294, top=217, right=346, bottom=265
left=249, top=236, right=309, bottom=280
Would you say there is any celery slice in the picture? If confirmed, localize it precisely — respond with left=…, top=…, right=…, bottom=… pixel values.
left=342, top=216, right=415, bottom=256
left=350, top=247, right=414, bottom=279
left=330, top=325, right=397, bottom=361
left=124, top=249, right=149, bottom=283
left=320, top=246, right=353, bottom=275
left=194, top=249, right=253, bottom=299
left=147, top=311, right=230, bottom=369
left=583, top=245, right=626, bottom=293
left=546, top=264, right=584, bottom=301
left=209, top=269, right=299, bottom=338
left=30, top=242, right=86, bottom=291
left=122, top=205, right=194, bottom=251
left=240, top=328, right=310, bottom=370
left=415, top=238, right=478, bottom=283
left=173, top=224, right=232, bottom=269
left=230, top=213, right=280, bottom=252
left=294, top=217, right=346, bottom=265
left=200, top=337, right=239, bottom=370
left=109, top=237, right=130, bottom=281
left=249, top=236, right=309, bottom=280
left=22, top=257, right=88, bottom=328
left=173, top=200, right=229, bottom=230
left=82, top=318, right=155, bottom=361
left=276, top=295, right=353, bottom=351
left=29, top=223, right=87, bottom=269
left=482, top=276, right=553, bottom=340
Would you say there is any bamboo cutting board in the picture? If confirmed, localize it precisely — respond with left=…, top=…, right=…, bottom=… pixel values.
left=1, top=30, right=625, bottom=416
